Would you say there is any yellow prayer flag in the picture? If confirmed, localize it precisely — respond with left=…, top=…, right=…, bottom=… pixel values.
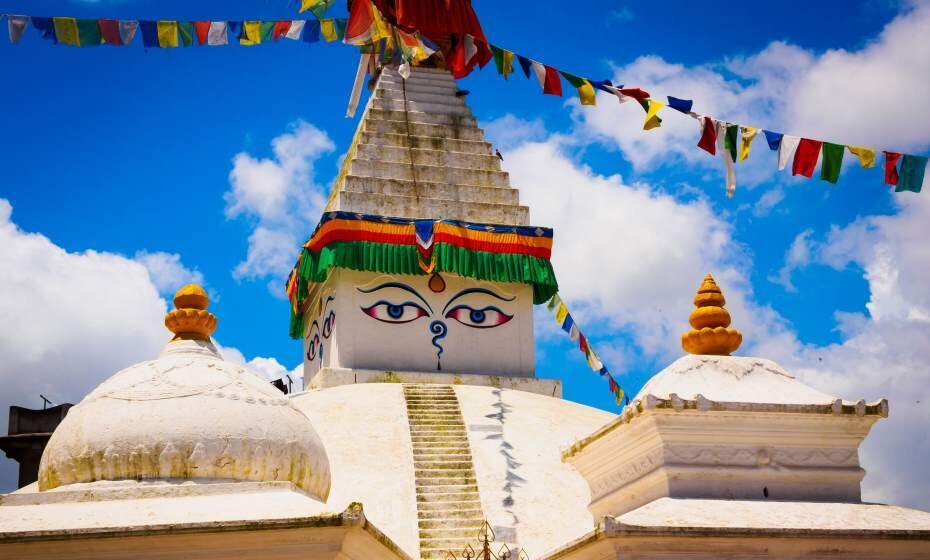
left=239, top=20, right=262, bottom=45
left=848, top=146, right=876, bottom=169
left=577, top=80, right=596, bottom=106
left=321, top=19, right=338, bottom=42
left=53, top=17, right=80, bottom=47
left=502, top=50, right=514, bottom=79
left=300, top=0, right=325, bottom=14
left=643, top=100, right=664, bottom=131
left=555, top=303, right=569, bottom=326
left=739, top=127, right=759, bottom=161
left=157, top=21, right=179, bottom=48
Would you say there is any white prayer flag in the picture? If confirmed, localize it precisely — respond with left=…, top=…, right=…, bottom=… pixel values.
left=285, top=20, right=306, bottom=40
left=207, top=21, right=228, bottom=46
left=119, top=20, right=138, bottom=46
left=778, top=135, right=801, bottom=171
left=8, top=15, right=29, bottom=44
left=716, top=121, right=737, bottom=198
left=531, top=61, right=547, bottom=90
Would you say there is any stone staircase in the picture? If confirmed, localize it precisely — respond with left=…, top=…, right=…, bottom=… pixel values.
left=403, top=384, right=485, bottom=559
left=325, top=65, right=530, bottom=226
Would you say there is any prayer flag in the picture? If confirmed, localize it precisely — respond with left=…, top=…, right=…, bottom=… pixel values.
left=561, top=314, right=575, bottom=334
left=848, top=146, right=876, bottom=169
left=304, top=20, right=321, bottom=42
left=763, top=130, right=783, bottom=151
left=301, top=0, right=335, bottom=18
left=240, top=20, right=261, bottom=45
left=207, top=21, right=228, bottom=45
left=643, top=99, right=665, bottom=130
left=32, top=17, right=57, bottom=44
left=716, top=121, right=737, bottom=198
left=53, top=17, right=80, bottom=47
left=542, top=65, right=562, bottom=96
left=618, top=88, right=650, bottom=103
left=76, top=19, right=102, bottom=46
left=667, top=96, right=693, bottom=113
left=194, top=21, right=211, bottom=45
left=517, top=55, right=532, bottom=79
left=561, top=72, right=596, bottom=105
left=698, top=116, right=717, bottom=155
left=590, top=79, right=619, bottom=93
left=285, top=20, right=306, bottom=40
left=724, top=124, right=739, bottom=162
left=119, top=20, right=138, bottom=45
left=8, top=15, right=29, bottom=44
left=883, top=151, right=902, bottom=186
left=335, top=18, right=347, bottom=40
left=228, top=21, right=242, bottom=37
left=321, top=19, right=338, bottom=42
left=579, top=332, right=588, bottom=353
left=98, top=19, right=121, bottom=45
left=157, top=21, right=179, bottom=47
left=777, top=135, right=801, bottom=170
left=555, top=303, right=569, bottom=326
left=585, top=347, right=604, bottom=373
left=547, top=294, right=562, bottom=312
left=178, top=21, right=194, bottom=46
left=739, top=127, right=759, bottom=161
left=792, top=139, right=822, bottom=178
left=897, top=155, right=928, bottom=193
left=568, top=323, right=580, bottom=343
left=140, top=21, right=159, bottom=47
left=492, top=46, right=515, bottom=80
left=820, top=142, right=845, bottom=184
left=260, top=21, right=275, bottom=42
left=273, top=20, right=292, bottom=40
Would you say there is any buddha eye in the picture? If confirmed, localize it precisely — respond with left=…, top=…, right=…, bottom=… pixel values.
left=361, top=301, right=429, bottom=324
left=444, top=305, right=513, bottom=329
left=306, top=334, right=320, bottom=361
left=322, top=311, right=335, bottom=338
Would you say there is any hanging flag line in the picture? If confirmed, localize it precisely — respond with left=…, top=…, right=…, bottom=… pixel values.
left=486, top=43, right=928, bottom=198
left=546, top=294, right=628, bottom=407
left=1, top=14, right=349, bottom=47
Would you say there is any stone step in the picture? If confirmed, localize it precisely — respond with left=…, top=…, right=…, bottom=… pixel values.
left=413, top=449, right=473, bottom=457
left=372, top=97, right=472, bottom=116
left=419, top=536, right=478, bottom=555
left=405, top=402, right=462, bottom=408
left=357, top=132, right=492, bottom=155
left=414, top=460, right=475, bottom=470
left=410, top=436, right=469, bottom=444
left=376, top=88, right=469, bottom=108
left=408, top=417, right=465, bottom=425
left=416, top=469, right=477, bottom=479
left=354, top=144, right=502, bottom=171
left=348, top=159, right=509, bottom=186
left=366, top=108, right=478, bottom=127
left=417, top=501, right=482, bottom=512
left=404, top=393, right=459, bottom=399
left=363, top=119, right=485, bottom=141
left=383, top=66, right=453, bottom=78
left=377, top=79, right=458, bottom=97
left=418, top=517, right=485, bottom=529
left=419, top=526, right=484, bottom=539
left=416, top=491, right=481, bottom=502
left=379, top=72, right=457, bottom=89
left=415, top=483, right=479, bottom=494
left=332, top=190, right=529, bottom=225
left=415, top=475, right=478, bottom=486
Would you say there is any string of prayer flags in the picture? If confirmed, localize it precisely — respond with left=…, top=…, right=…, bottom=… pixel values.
left=8, top=15, right=28, bottom=44
left=492, top=46, right=515, bottom=80
left=546, top=294, right=627, bottom=406
left=667, top=96, right=693, bottom=114
left=848, top=146, right=876, bottom=169
left=300, top=0, right=336, bottom=19
left=898, top=155, right=928, bottom=193
left=561, top=72, right=596, bottom=106
left=739, top=127, right=759, bottom=161
left=820, top=142, right=845, bottom=184
left=344, top=0, right=390, bottom=46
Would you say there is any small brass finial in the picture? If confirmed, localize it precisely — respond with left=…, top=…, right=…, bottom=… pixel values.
left=681, top=273, right=742, bottom=355
left=164, top=284, right=217, bottom=341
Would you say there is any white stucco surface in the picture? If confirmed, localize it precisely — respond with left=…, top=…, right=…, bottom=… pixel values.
left=290, top=383, right=615, bottom=558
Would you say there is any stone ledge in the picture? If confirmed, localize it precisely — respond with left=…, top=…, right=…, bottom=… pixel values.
left=303, top=368, right=562, bottom=398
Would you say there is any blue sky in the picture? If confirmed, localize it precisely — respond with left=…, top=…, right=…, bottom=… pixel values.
left=1, top=0, right=929, bottom=507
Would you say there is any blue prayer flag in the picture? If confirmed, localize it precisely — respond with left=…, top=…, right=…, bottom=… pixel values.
left=227, top=21, right=242, bottom=36
left=561, top=314, right=574, bottom=333
left=589, top=79, right=613, bottom=92
left=667, top=96, right=693, bottom=113
left=304, top=20, right=320, bottom=43
left=139, top=21, right=158, bottom=47
left=763, top=130, right=783, bottom=151
left=517, top=55, right=532, bottom=79
left=32, top=17, right=57, bottom=43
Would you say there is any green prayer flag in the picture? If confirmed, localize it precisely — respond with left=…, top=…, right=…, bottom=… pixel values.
left=76, top=19, right=101, bottom=47
left=724, top=124, right=739, bottom=163
left=560, top=71, right=586, bottom=89
left=260, top=21, right=275, bottom=42
left=820, top=142, right=845, bottom=184
left=897, top=155, right=928, bottom=193
left=178, top=21, right=194, bottom=47
left=335, top=18, right=346, bottom=40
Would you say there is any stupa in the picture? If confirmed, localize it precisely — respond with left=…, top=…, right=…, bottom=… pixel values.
left=3, top=59, right=930, bottom=560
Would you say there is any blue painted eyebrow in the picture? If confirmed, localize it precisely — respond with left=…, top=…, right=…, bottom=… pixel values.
left=356, top=282, right=433, bottom=314
left=442, top=288, right=515, bottom=314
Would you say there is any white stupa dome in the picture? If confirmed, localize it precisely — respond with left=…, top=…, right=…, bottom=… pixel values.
left=37, top=285, right=331, bottom=501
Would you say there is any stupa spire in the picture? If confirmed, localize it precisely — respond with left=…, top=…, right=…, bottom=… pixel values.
left=681, top=273, right=742, bottom=355
left=164, top=284, right=217, bottom=341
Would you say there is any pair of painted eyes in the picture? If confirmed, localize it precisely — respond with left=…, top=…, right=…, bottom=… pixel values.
left=306, top=312, right=335, bottom=361
left=362, top=301, right=512, bottom=329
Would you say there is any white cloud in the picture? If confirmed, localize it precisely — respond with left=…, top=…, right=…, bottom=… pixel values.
left=226, top=121, right=334, bottom=291
left=133, top=250, right=204, bottom=295
left=769, top=229, right=814, bottom=291
left=482, top=114, right=547, bottom=151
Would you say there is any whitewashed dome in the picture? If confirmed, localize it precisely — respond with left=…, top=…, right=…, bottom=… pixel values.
left=38, top=285, right=331, bottom=501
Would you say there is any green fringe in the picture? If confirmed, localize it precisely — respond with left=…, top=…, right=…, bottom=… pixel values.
left=288, top=241, right=558, bottom=338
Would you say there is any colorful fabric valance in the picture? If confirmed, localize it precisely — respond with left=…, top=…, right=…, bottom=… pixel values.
left=286, top=212, right=558, bottom=338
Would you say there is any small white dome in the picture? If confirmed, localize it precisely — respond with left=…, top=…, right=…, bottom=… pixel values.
left=38, top=339, right=331, bottom=501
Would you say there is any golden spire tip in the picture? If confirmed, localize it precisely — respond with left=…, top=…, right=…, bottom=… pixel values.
left=681, top=273, right=742, bottom=355
left=165, top=284, right=217, bottom=342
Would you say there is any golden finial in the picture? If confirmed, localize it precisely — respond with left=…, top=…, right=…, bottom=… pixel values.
left=164, top=284, right=217, bottom=342
left=681, top=273, right=742, bottom=355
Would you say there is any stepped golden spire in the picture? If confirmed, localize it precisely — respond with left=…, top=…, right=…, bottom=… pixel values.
left=164, top=284, right=217, bottom=341
left=681, top=273, right=742, bottom=355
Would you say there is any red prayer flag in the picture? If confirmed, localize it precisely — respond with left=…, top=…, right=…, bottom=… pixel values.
left=698, top=116, right=717, bottom=155
left=543, top=65, right=562, bottom=96
left=579, top=333, right=588, bottom=354
left=883, top=151, right=902, bottom=185
left=608, top=376, right=617, bottom=393
left=619, top=88, right=650, bottom=102
left=98, top=19, right=121, bottom=45
left=194, top=21, right=211, bottom=45
left=273, top=20, right=292, bottom=40
left=792, top=138, right=823, bottom=178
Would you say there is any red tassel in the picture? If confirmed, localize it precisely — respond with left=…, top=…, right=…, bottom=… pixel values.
left=698, top=116, right=717, bottom=155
